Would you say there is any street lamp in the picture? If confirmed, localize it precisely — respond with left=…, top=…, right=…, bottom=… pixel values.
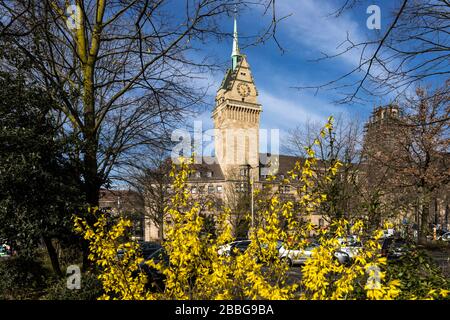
left=250, top=171, right=254, bottom=229
left=240, top=160, right=272, bottom=236
left=242, top=164, right=258, bottom=230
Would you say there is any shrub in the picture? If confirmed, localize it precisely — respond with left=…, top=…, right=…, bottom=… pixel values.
left=0, top=256, right=50, bottom=299
left=43, top=272, right=103, bottom=300
left=385, top=248, right=450, bottom=299
left=74, top=117, right=450, bottom=300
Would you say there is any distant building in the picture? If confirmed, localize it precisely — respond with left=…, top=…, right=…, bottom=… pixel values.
left=100, top=18, right=448, bottom=242
left=363, top=104, right=449, bottom=234
left=143, top=17, right=325, bottom=241
left=99, top=189, right=145, bottom=240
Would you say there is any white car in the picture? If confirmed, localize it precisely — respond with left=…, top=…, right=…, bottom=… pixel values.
left=438, top=232, right=450, bottom=242
left=0, top=244, right=10, bottom=257
left=279, top=242, right=350, bottom=266
left=279, top=243, right=318, bottom=266
left=338, top=237, right=363, bottom=259
left=218, top=240, right=251, bottom=256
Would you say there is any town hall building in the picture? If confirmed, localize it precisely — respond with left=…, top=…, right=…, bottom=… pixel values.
left=99, top=17, right=448, bottom=242
left=143, top=17, right=325, bottom=240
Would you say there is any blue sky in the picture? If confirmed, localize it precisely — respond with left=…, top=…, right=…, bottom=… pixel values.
left=185, top=0, right=401, bottom=143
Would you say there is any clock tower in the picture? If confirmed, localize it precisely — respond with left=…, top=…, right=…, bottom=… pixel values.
left=212, top=16, right=262, bottom=181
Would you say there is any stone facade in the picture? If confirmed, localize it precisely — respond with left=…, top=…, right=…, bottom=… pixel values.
left=107, top=18, right=448, bottom=242
left=141, top=18, right=327, bottom=241
left=212, top=55, right=262, bottom=181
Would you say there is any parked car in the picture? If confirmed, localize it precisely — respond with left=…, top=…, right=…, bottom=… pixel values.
left=0, top=246, right=8, bottom=257
left=117, top=241, right=163, bottom=260
left=338, top=237, right=363, bottom=260
left=138, top=241, right=163, bottom=258
left=279, top=242, right=318, bottom=266
left=218, top=240, right=251, bottom=256
left=438, top=232, right=450, bottom=242
left=138, top=247, right=204, bottom=292
left=0, top=242, right=11, bottom=257
left=138, top=248, right=169, bottom=292
left=381, top=237, right=410, bottom=261
left=279, top=241, right=350, bottom=266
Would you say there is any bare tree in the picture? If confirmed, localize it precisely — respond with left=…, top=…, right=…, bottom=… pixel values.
left=0, top=0, right=280, bottom=265
left=130, top=152, right=172, bottom=242
left=363, top=84, right=449, bottom=242
left=131, top=152, right=225, bottom=241
left=0, top=0, right=281, bottom=206
left=285, top=115, right=366, bottom=222
left=223, top=169, right=251, bottom=238
left=295, top=0, right=450, bottom=106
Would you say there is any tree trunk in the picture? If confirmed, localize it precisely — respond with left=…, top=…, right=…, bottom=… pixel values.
left=43, top=236, right=62, bottom=277
left=81, top=134, right=99, bottom=271
left=159, top=212, right=164, bottom=242
left=419, top=201, right=430, bottom=244
left=81, top=63, right=100, bottom=270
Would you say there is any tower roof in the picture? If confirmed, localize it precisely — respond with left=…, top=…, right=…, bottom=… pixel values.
left=231, top=16, right=240, bottom=58
left=231, top=14, right=241, bottom=70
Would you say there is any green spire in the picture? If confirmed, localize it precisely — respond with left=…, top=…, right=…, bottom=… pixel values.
left=231, top=14, right=240, bottom=70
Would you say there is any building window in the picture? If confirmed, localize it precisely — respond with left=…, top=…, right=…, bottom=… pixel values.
left=235, top=183, right=246, bottom=193
left=194, top=172, right=201, bottom=178
left=208, top=185, right=215, bottom=193
left=199, top=186, right=205, bottom=193
left=217, top=185, right=223, bottom=193
left=319, top=218, right=325, bottom=228
left=191, top=187, right=197, bottom=194
left=279, top=185, right=290, bottom=194
left=240, top=168, right=249, bottom=177
left=205, top=171, right=213, bottom=178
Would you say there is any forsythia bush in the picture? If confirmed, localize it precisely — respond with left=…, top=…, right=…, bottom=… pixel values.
left=74, top=117, right=449, bottom=300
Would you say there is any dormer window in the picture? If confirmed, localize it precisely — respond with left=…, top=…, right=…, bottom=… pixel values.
left=280, top=185, right=290, bottom=194
left=240, top=168, right=249, bottom=177
left=205, top=171, right=213, bottom=178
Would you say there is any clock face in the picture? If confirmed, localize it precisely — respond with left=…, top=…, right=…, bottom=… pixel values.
left=237, top=82, right=251, bottom=97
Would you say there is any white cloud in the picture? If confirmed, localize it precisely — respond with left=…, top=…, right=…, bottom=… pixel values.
left=276, top=1, right=403, bottom=101
left=258, top=89, right=348, bottom=130
left=277, top=0, right=365, bottom=66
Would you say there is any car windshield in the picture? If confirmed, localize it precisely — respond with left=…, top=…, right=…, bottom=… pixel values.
left=232, top=241, right=250, bottom=249
left=392, top=239, right=407, bottom=247
left=276, top=240, right=283, bottom=250
left=142, top=243, right=159, bottom=249
left=305, top=244, right=319, bottom=251
left=146, top=248, right=168, bottom=261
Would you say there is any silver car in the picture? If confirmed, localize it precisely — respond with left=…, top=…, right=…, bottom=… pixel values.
left=438, top=232, right=450, bottom=242
left=279, top=242, right=350, bottom=266
left=338, top=237, right=363, bottom=260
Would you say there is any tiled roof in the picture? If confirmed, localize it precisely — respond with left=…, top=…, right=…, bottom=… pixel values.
left=189, top=157, right=225, bottom=181
left=99, top=189, right=145, bottom=208
left=219, top=68, right=234, bottom=91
